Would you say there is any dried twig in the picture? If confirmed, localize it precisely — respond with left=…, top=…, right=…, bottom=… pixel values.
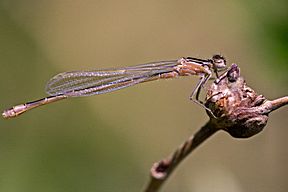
left=144, top=64, right=288, bottom=192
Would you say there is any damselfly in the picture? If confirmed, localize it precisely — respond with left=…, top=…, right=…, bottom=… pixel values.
left=2, top=55, right=227, bottom=119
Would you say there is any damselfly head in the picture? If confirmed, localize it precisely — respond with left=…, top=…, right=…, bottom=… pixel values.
left=211, top=54, right=226, bottom=71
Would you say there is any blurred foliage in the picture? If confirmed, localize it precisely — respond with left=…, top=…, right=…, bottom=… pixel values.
left=243, top=0, right=288, bottom=82
left=0, top=4, right=143, bottom=192
left=0, top=1, right=287, bottom=192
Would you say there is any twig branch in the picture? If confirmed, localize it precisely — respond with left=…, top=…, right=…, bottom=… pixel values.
left=144, top=121, right=218, bottom=192
left=143, top=64, right=287, bottom=192
left=263, top=96, right=288, bottom=113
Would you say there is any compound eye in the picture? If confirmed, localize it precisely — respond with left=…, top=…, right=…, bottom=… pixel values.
left=212, top=54, right=226, bottom=69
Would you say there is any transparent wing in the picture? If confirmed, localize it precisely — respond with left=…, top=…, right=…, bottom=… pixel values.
left=45, top=60, right=178, bottom=97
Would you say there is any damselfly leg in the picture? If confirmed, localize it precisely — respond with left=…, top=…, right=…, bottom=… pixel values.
left=189, top=73, right=217, bottom=118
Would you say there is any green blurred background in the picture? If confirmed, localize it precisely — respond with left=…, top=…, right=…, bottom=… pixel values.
left=0, top=1, right=287, bottom=191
